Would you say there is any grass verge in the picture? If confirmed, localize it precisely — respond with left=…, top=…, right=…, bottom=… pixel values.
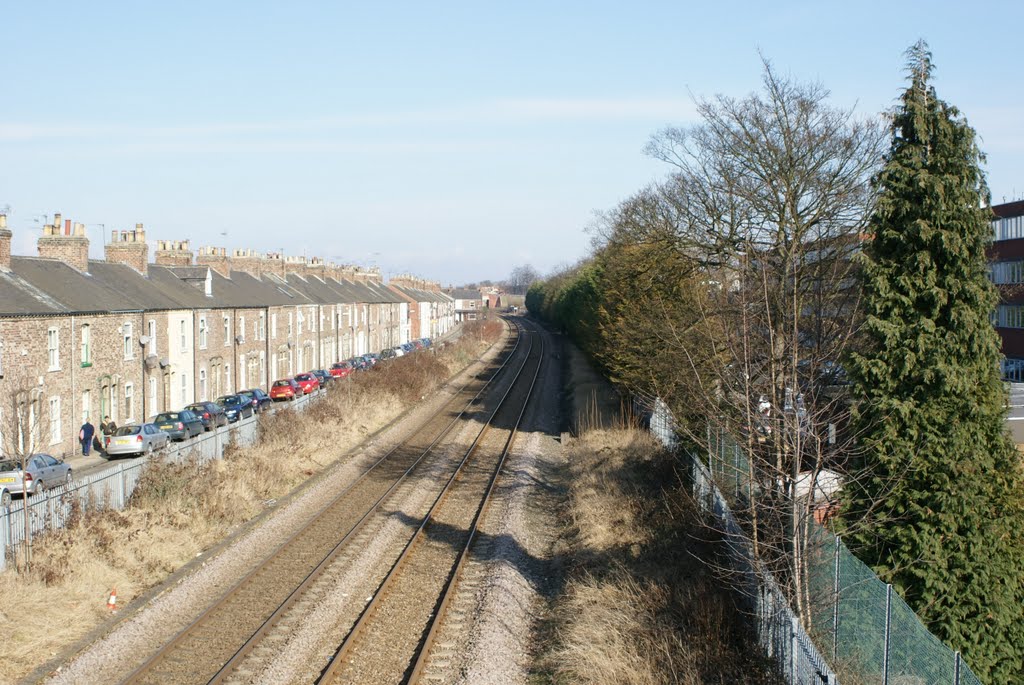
left=536, top=426, right=778, bottom=684
left=0, top=321, right=503, bottom=683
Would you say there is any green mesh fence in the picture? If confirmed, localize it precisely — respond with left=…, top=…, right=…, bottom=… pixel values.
left=699, top=426, right=986, bottom=685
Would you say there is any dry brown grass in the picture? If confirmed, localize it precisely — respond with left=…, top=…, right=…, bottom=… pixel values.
left=0, top=327, right=501, bottom=683
left=539, top=427, right=777, bottom=685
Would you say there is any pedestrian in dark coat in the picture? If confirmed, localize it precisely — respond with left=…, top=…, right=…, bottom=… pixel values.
left=79, top=420, right=95, bottom=456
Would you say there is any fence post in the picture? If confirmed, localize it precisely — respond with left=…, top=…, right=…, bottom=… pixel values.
left=1, top=509, right=8, bottom=572
left=883, top=583, right=893, bottom=685
left=119, top=463, right=127, bottom=508
left=733, top=443, right=740, bottom=499
left=953, top=651, right=961, bottom=685
left=790, top=614, right=799, bottom=681
left=833, top=535, right=841, bottom=661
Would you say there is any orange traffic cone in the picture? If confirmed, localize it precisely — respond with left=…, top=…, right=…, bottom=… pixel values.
left=107, top=588, right=117, bottom=612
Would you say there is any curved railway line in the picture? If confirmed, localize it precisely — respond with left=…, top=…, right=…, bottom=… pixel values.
left=119, top=317, right=545, bottom=685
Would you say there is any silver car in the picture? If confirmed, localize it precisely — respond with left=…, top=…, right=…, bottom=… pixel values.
left=0, top=454, right=73, bottom=496
left=104, top=423, right=170, bottom=458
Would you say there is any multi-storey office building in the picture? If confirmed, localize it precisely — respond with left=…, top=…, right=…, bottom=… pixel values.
left=990, top=200, right=1024, bottom=380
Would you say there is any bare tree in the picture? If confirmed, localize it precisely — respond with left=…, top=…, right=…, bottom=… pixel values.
left=0, top=366, right=53, bottom=570
left=506, top=264, right=541, bottom=295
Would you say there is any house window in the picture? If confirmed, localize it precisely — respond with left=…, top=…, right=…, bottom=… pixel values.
left=123, top=322, right=134, bottom=360
left=258, top=313, right=265, bottom=340
left=125, top=383, right=134, bottom=422
left=225, top=364, right=231, bottom=392
left=223, top=316, right=231, bottom=346
left=239, top=316, right=246, bottom=343
left=147, top=319, right=157, bottom=356
left=239, top=355, right=246, bottom=387
left=148, top=378, right=157, bottom=415
left=49, top=396, right=61, bottom=444
left=297, top=310, right=303, bottom=335
left=47, top=327, right=60, bottom=371
left=199, top=316, right=208, bottom=349
left=288, top=312, right=293, bottom=337
left=81, top=324, right=91, bottom=365
left=199, top=368, right=207, bottom=401
left=81, top=389, right=91, bottom=423
left=179, top=320, right=187, bottom=351
left=271, top=313, right=278, bottom=339
left=181, top=374, right=187, bottom=406
left=310, top=307, right=316, bottom=333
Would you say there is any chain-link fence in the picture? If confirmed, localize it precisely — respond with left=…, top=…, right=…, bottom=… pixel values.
left=1, top=391, right=317, bottom=571
left=648, top=399, right=984, bottom=685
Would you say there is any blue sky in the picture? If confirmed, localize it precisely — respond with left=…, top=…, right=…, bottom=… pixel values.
left=2, top=1, right=1022, bottom=284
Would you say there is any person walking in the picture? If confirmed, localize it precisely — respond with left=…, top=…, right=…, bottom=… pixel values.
left=79, top=419, right=95, bottom=457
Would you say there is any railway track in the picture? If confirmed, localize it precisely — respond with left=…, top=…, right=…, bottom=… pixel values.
left=120, top=321, right=527, bottom=685
left=317, top=320, right=544, bottom=684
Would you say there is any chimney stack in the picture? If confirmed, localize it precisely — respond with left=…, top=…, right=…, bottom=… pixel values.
left=263, top=252, right=286, bottom=279
left=104, top=223, right=149, bottom=275
left=232, top=248, right=263, bottom=278
left=197, top=246, right=231, bottom=278
left=154, top=239, right=194, bottom=266
left=38, top=213, right=90, bottom=272
left=306, top=256, right=326, bottom=281
left=0, top=214, right=11, bottom=271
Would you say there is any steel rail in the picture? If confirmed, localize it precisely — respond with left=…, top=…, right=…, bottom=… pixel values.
left=121, top=320, right=519, bottom=685
left=407, top=321, right=545, bottom=683
left=316, top=319, right=542, bottom=684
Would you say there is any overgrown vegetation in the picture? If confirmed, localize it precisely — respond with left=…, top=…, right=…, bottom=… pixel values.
left=530, top=45, right=1022, bottom=683
left=538, top=428, right=776, bottom=684
left=0, top=321, right=502, bottom=682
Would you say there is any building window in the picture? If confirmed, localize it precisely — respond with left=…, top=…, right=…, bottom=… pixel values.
left=224, top=316, right=231, bottom=346
left=272, top=313, right=278, bottom=339
left=181, top=374, right=187, bottom=406
left=148, top=319, right=157, bottom=356
left=288, top=312, right=293, bottom=337
left=49, top=396, right=61, bottom=444
left=258, top=313, right=265, bottom=341
left=148, top=378, right=157, bottom=415
left=81, top=389, right=91, bottom=423
left=992, top=261, right=1024, bottom=285
left=310, top=307, right=317, bottom=333
left=179, top=320, right=187, bottom=352
left=199, top=316, right=208, bottom=349
left=239, top=355, right=246, bottom=387
left=997, top=305, right=1024, bottom=328
left=994, top=215, right=1024, bottom=242
left=199, top=368, right=207, bottom=401
left=123, top=322, right=134, bottom=360
left=81, top=324, right=91, bottom=366
left=125, top=383, right=134, bottom=422
left=239, top=316, right=246, bottom=343
left=225, top=364, right=231, bottom=392
left=297, top=310, right=303, bottom=335
left=47, top=327, right=60, bottom=371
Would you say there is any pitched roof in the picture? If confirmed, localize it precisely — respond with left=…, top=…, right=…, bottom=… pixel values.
left=11, top=257, right=142, bottom=313
left=449, top=288, right=481, bottom=300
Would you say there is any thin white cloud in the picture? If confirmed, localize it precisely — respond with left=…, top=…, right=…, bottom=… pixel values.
left=0, top=97, right=697, bottom=142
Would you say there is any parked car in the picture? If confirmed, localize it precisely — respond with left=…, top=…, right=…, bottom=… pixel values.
left=294, top=372, right=321, bottom=394
left=239, top=388, right=274, bottom=413
left=411, top=339, right=425, bottom=350
left=270, top=378, right=304, bottom=401
left=400, top=342, right=416, bottom=354
left=154, top=410, right=205, bottom=441
left=311, top=369, right=333, bottom=387
left=361, top=353, right=379, bottom=368
left=215, top=394, right=256, bottom=422
left=0, top=454, right=73, bottom=496
left=330, top=361, right=355, bottom=379
left=379, top=348, right=397, bottom=361
left=419, top=337, right=432, bottom=348
left=105, top=423, right=170, bottom=458
left=185, top=401, right=229, bottom=431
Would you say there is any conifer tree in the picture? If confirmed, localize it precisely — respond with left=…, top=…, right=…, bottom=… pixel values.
left=844, top=42, right=1024, bottom=681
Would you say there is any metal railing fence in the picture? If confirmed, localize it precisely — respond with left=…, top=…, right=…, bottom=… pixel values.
left=1, top=391, right=316, bottom=571
left=650, top=400, right=983, bottom=685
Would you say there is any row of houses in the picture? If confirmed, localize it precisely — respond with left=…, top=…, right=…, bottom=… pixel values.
left=0, top=213, right=455, bottom=459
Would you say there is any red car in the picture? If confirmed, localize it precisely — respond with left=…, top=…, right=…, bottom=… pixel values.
left=330, top=361, right=354, bottom=379
left=270, top=378, right=304, bottom=401
left=294, top=372, right=321, bottom=394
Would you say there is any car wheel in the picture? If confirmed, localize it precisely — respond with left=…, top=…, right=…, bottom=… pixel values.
left=146, top=444, right=154, bottom=457
left=65, top=471, right=73, bottom=487
left=0, top=490, right=10, bottom=508
left=35, top=479, right=46, bottom=496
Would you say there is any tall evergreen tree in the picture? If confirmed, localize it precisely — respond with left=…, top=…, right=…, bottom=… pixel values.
left=844, top=42, right=1024, bottom=681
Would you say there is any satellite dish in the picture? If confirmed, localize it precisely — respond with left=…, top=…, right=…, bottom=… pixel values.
left=139, top=335, right=151, bottom=346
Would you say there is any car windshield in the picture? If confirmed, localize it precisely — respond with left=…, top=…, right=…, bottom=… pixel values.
left=114, top=426, right=141, bottom=436
left=296, top=374, right=312, bottom=381
left=273, top=380, right=290, bottom=387
left=156, top=413, right=180, bottom=421
left=0, top=459, right=20, bottom=471
left=216, top=396, right=238, bottom=405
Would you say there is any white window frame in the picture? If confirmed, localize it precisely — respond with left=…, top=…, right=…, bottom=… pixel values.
left=288, top=312, right=293, bottom=337
left=271, top=313, right=278, bottom=339
left=147, top=319, right=157, bottom=356
left=49, top=396, right=61, bottom=444
left=81, top=324, right=91, bottom=365
left=297, top=310, right=303, bottom=335
left=148, top=377, right=157, bottom=415
left=181, top=373, right=187, bottom=406
left=123, top=322, right=134, bottom=360
left=199, top=368, right=207, bottom=401
left=179, top=320, right=187, bottom=352
left=223, top=316, right=231, bottom=346
left=239, top=316, right=246, bottom=344
left=199, top=316, right=208, bottom=349
left=124, top=383, right=135, bottom=423
left=47, top=327, right=60, bottom=371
